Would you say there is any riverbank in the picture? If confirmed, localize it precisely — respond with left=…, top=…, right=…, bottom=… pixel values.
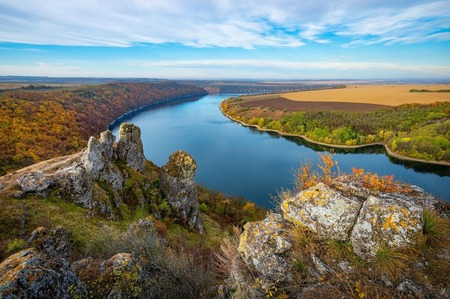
left=220, top=104, right=450, bottom=167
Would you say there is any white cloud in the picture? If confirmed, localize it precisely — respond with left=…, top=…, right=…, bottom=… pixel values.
left=0, top=0, right=449, bottom=48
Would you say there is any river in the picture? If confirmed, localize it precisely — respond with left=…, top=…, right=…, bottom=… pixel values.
left=111, top=94, right=450, bottom=208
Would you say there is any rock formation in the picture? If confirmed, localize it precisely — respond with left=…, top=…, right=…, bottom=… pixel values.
left=224, top=177, right=446, bottom=298
left=116, top=123, right=146, bottom=173
left=160, top=150, right=203, bottom=232
left=0, top=231, right=88, bottom=299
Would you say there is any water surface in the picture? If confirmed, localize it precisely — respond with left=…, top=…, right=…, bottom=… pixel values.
left=111, top=94, right=450, bottom=208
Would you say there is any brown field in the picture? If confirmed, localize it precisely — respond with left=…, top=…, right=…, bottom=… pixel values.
left=239, top=97, right=389, bottom=112
left=282, top=84, right=450, bottom=106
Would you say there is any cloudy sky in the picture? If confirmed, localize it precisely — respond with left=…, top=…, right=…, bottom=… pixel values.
left=1, top=0, right=450, bottom=79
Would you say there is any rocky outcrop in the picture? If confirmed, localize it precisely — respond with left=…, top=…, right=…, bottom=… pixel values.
left=15, top=172, right=53, bottom=196
left=350, top=195, right=423, bottom=259
left=282, top=182, right=362, bottom=241
left=238, top=213, right=292, bottom=284
left=0, top=248, right=88, bottom=299
left=224, top=178, right=447, bottom=298
left=160, top=150, right=203, bottom=232
left=116, top=123, right=146, bottom=173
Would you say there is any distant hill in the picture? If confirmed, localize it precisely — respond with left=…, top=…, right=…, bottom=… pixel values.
left=0, top=82, right=207, bottom=175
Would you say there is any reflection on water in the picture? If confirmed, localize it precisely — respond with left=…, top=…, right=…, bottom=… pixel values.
left=111, top=94, right=450, bottom=208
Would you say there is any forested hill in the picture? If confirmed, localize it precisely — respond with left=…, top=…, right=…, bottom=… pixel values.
left=0, top=82, right=207, bottom=175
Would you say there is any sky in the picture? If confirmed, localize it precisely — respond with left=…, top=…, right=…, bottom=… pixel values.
left=1, top=0, right=450, bottom=80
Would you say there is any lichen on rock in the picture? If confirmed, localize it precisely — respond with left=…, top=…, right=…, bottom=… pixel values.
left=350, top=195, right=423, bottom=259
left=160, top=150, right=203, bottom=232
left=238, top=213, right=292, bottom=284
left=282, top=183, right=362, bottom=241
left=0, top=248, right=88, bottom=299
left=116, top=123, right=146, bottom=173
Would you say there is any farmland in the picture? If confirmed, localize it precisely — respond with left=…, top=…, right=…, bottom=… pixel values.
left=220, top=84, right=450, bottom=164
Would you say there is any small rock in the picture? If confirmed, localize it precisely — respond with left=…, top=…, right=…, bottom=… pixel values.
left=397, top=279, right=431, bottom=299
left=26, top=226, right=71, bottom=259
left=100, top=130, right=116, bottom=159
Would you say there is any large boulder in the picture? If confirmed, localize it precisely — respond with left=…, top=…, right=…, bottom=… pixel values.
left=281, top=183, right=362, bottom=241
left=54, top=162, right=93, bottom=208
left=160, top=150, right=203, bottom=232
left=15, top=172, right=53, bottom=195
left=0, top=248, right=88, bottom=299
left=238, top=213, right=292, bottom=284
left=350, top=195, right=423, bottom=259
left=116, top=123, right=146, bottom=173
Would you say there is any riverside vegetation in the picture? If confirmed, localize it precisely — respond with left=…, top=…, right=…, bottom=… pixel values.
left=220, top=95, right=450, bottom=164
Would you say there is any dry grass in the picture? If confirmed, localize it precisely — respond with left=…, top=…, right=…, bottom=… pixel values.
left=282, top=84, right=450, bottom=106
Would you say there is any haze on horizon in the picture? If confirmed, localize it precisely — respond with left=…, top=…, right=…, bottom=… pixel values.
left=1, top=0, right=450, bottom=80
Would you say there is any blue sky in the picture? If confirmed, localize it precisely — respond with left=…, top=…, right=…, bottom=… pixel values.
left=1, top=0, right=450, bottom=79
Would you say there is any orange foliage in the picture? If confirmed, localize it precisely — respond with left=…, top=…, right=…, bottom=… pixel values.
left=0, top=82, right=206, bottom=175
left=351, top=168, right=411, bottom=193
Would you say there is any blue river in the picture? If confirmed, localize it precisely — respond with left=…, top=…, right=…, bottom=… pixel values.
left=111, top=94, right=450, bottom=208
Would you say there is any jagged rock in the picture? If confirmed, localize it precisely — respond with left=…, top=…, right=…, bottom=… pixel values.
left=238, top=213, right=292, bottom=284
left=116, top=123, right=145, bottom=173
left=80, top=135, right=123, bottom=190
left=282, top=183, right=362, bottom=241
left=26, top=226, right=71, bottom=259
left=350, top=195, right=423, bottom=259
left=0, top=248, right=88, bottom=298
left=80, top=136, right=106, bottom=180
left=100, top=130, right=116, bottom=159
left=160, top=150, right=203, bottom=232
left=55, top=162, right=93, bottom=208
left=16, top=171, right=53, bottom=194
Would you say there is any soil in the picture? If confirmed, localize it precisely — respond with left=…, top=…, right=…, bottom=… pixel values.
left=239, top=97, right=390, bottom=112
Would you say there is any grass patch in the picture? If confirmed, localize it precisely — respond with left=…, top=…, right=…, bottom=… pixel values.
left=372, top=246, right=408, bottom=280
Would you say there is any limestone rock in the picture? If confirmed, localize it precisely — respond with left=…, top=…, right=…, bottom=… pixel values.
left=80, top=136, right=106, bottom=180
left=26, top=226, right=71, bottom=259
left=80, top=135, right=123, bottom=190
left=116, top=123, right=145, bottom=173
left=100, top=130, right=116, bottom=159
left=350, top=195, right=423, bottom=259
left=160, top=150, right=203, bottom=232
left=0, top=248, right=88, bottom=299
left=55, top=162, right=93, bottom=208
left=238, top=213, right=292, bottom=284
left=16, top=172, right=53, bottom=194
left=282, top=183, right=362, bottom=241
